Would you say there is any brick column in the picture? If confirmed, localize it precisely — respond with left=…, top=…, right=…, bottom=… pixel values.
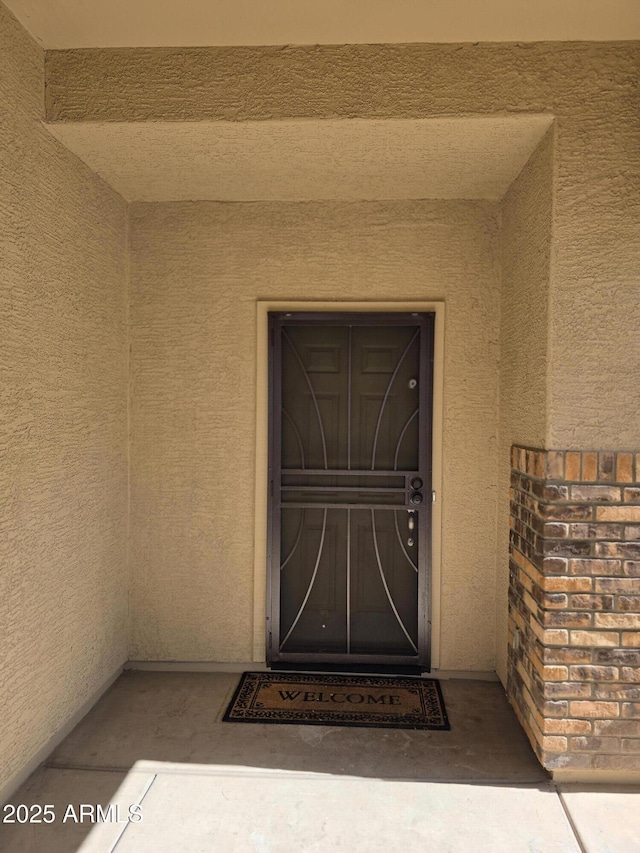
left=507, top=446, right=640, bottom=772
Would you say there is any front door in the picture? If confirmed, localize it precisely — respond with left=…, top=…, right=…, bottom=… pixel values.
left=267, top=312, right=434, bottom=668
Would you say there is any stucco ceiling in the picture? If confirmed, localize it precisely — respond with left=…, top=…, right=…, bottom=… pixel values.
left=45, top=116, right=553, bottom=202
left=8, top=0, right=640, bottom=48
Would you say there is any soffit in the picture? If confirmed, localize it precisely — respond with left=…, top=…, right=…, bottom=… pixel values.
left=45, top=116, right=553, bottom=202
left=6, top=0, right=640, bottom=48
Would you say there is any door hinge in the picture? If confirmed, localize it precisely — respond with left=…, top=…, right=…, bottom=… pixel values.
left=432, top=490, right=436, bottom=503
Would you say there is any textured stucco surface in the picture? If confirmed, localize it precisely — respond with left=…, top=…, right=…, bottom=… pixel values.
left=2, top=21, right=638, bottom=770
left=495, top=129, right=555, bottom=682
left=45, top=41, right=640, bottom=449
left=0, top=3, right=128, bottom=794
left=129, top=200, right=501, bottom=668
left=44, top=117, right=552, bottom=202
left=547, top=103, right=640, bottom=449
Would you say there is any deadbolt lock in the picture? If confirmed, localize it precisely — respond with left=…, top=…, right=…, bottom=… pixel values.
left=410, top=492, right=423, bottom=505
left=410, top=477, right=423, bottom=490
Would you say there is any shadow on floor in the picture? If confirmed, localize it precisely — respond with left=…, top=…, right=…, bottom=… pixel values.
left=43, top=671, right=548, bottom=782
left=2, top=671, right=564, bottom=853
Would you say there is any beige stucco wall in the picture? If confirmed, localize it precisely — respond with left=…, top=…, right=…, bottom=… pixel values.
left=546, top=89, right=640, bottom=449
left=495, top=129, right=555, bottom=682
left=0, top=3, right=128, bottom=794
left=2, top=28, right=637, bottom=779
left=46, top=42, right=640, bottom=450
left=129, top=200, right=501, bottom=669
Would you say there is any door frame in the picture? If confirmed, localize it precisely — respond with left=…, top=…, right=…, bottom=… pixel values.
left=253, top=301, right=445, bottom=669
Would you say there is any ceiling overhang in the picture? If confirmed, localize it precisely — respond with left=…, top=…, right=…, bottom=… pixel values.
left=45, top=116, right=554, bottom=203
left=6, top=0, right=640, bottom=48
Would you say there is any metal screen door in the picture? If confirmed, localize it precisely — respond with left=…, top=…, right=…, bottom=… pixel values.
left=267, top=312, right=434, bottom=668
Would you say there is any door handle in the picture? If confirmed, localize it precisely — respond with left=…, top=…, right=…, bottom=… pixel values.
left=407, top=511, right=415, bottom=546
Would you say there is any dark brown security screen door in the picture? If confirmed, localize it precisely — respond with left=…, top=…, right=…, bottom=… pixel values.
left=267, top=313, right=434, bottom=668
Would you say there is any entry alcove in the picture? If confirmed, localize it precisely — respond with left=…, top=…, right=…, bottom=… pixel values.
left=43, top=113, right=554, bottom=679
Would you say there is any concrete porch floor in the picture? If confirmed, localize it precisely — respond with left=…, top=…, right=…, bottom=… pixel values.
left=1, top=671, right=639, bottom=852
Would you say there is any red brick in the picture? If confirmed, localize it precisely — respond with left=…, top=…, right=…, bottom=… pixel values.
left=594, top=649, right=640, bottom=665
left=596, top=542, right=640, bottom=559
left=543, top=484, right=570, bottom=501
left=595, top=685, right=640, bottom=700
left=569, top=559, right=623, bottom=577
left=544, top=682, right=592, bottom=699
left=545, top=576, right=592, bottom=593
left=544, top=718, right=591, bottom=735
left=543, top=628, right=570, bottom=645
left=529, top=619, right=569, bottom=645
left=543, top=752, right=593, bottom=770
left=543, top=592, right=569, bottom=609
left=570, top=736, right=620, bottom=752
left=565, top=452, right=581, bottom=482
left=622, top=703, right=640, bottom=718
left=618, top=597, right=640, bottom=611
left=622, top=635, right=640, bottom=649
left=568, top=665, right=618, bottom=681
left=539, top=665, right=569, bottom=681
left=542, top=647, right=592, bottom=664
left=570, top=523, right=623, bottom=540
left=582, top=452, right=598, bottom=482
left=624, top=487, right=640, bottom=502
left=597, top=507, right=640, bottom=522
left=594, top=614, right=640, bottom=630
left=616, top=453, right=634, bottom=483
left=544, top=557, right=569, bottom=574
left=570, top=630, right=619, bottom=647
left=541, top=735, right=568, bottom=751
left=547, top=451, right=564, bottom=480
left=598, top=452, right=615, bottom=482
left=541, top=611, right=592, bottom=628
left=621, top=739, right=640, bottom=752
left=544, top=522, right=569, bottom=538
left=595, top=578, right=638, bottom=593
left=571, top=485, right=621, bottom=502
left=545, top=540, right=591, bottom=558
left=543, top=700, right=569, bottom=717
left=570, top=701, right=620, bottom=718
left=594, top=719, right=640, bottom=736
left=532, top=450, right=545, bottom=478
left=516, top=660, right=532, bottom=691
left=523, top=590, right=538, bottom=616
left=569, top=594, right=614, bottom=611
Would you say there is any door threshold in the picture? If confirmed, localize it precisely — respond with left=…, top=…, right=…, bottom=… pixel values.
left=269, top=662, right=424, bottom=676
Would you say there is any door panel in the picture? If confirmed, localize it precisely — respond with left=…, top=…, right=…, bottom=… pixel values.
left=349, top=509, right=419, bottom=657
left=280, top=507, right=346, bottom=654
left=268, top=313, right=434, bottom=667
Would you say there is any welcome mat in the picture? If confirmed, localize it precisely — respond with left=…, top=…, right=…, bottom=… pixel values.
left=223, top=672, right=450, bottom=730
